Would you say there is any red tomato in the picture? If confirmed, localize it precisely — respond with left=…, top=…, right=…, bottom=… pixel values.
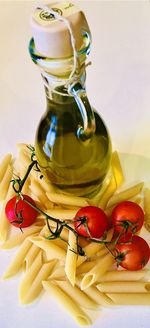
left=5, top=195, right=38, bottom=228
left=112, top=201, right=144, bottom=234
left=112, top=230, right=133, bottom=243
left=74, top=206, right=109, bottom=239
left=114, top=235, right=150, bottom=270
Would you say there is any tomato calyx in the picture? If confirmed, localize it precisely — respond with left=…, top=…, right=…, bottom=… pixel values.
left=115, top=219, right=139, bottom=234
left=113, top=248, right=129, bottom=267
left=75, top=215, right=92, bottom=238
left=11, top=209, right=24, bottom=226
left=74, top=206, right=109, bottom=239
left=112, top=201, right=144, bottom=235
left=11, top=195, right=25, bottom=229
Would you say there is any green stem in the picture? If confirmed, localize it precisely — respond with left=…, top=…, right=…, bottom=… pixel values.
left=22, top=195, right=110, bottom=244
left=21, top=195, right=78, bottom=234
left=19, top=160, right=37, bottom=192
left=104, top=242, right=116, bottom=259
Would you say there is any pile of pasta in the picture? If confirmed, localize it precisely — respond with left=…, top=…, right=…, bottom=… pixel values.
left=0, top=144, right=150, bottom=326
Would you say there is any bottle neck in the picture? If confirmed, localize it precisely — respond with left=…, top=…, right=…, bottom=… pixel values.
left=29, top=32, right=90, bottom=105
left=29, top=35, right=96, bottom=140
left=41, top=68, right=86, bottom=105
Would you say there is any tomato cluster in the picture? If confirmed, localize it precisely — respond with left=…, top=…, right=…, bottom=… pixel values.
left=74, top=201, right=150, bottom=271
left=5, top=194, right=150, bottom=271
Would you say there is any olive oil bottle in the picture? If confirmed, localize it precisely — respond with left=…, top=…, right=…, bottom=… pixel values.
left=29, top=2, right=112, bottom=196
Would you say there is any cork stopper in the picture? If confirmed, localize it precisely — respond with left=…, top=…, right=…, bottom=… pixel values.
left=31, top=1, right=90, bottom=58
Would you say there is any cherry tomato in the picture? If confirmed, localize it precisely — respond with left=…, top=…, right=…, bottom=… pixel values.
left=112, top=201, right=144, bottom=234
left=5, top=195, right=38, bottom=228
left=114, top=235, right=150, bottom=270
left=112, top=230, right=133, bottom=243
left=74, top=206, right=109, bottom=239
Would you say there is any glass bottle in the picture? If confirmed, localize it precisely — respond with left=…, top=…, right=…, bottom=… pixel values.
left=29, top=3, right=112, bottom=197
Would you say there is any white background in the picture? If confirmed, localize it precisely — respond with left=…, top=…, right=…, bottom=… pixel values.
left=0, top=1, right=150, bottom=328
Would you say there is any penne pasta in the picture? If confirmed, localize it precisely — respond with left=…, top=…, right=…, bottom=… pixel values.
left=107, top=293, right=150, bottom=305
left=29, top=235, right=66, bottom=260
left=97, top=269, right=149, bottom=282
left=0, top=225, right=43, bottom=249
left=23, top=244, right=41, bottom=271
left=77, top=243, right=105, bottom=267
left=30, top=179, right=50, bottom=204
left=50, top=265, right=65, bottom=280
left=111, top=151, right=124, bottom=188
left=2, top=238, right=32, bottom=279
left=0, top=164, right=13, bottom=202
left=65, top=230, right=77, bottom=286
left=19, top=251, right=43, bottom=302
left=76, top=278, right=113, bottom=307
left=104, top=206, right=112, bottom=219
left=57, top=280, right=99, bottom=309
left=0, top=202, right=11, bottom=242
left=89, top=176, right=111, bottom=207
left=129, top=195, right=142, bottom=205
left=45, top=208, right=77, bottom=220
left=23, top=225, right=48, bottom=270
left=107, top=182, right=144, bottom=208
left=22, top=178, right=31, bottom=196
left=0, top=183, right=16, bottom=242
left=144, top=188, right=150, bottom=231
left=0, top=153, right=12, bottom=182
left=76, top=260, right=97, bottom=275
left=34, top=219, right=45, bottom=227
left=86, top=286, right=113, bottom=307
left=16, top=143, right=28, bottom=150
left=16, top=148, right=31, bottom=170
left=97, top=281, right=150, bottom=293
left=104, top=228, right=114, bottom=242
left=95, top=247, right=109, bottom=259
left=20, top=260, right=57, bottom=304
left=30, top=178, right=52, bottom=206
left=30, top=167, right=41, bottom=181
left=81, top=253, right=115, bottom=290
left=42, top=280, right=92, bottom=326
left=50, top=237, right=68, bottom=251
left=98, top=174, right=117, bottom=209
left=46, top=192, right=89, bottom=208
left=38, top=176, right=55, bottom=193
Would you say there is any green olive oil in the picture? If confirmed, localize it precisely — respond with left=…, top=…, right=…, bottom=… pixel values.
left=35, top=95, right=112, bottom=196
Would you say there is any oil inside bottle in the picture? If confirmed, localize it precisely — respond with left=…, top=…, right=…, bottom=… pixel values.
left=35, top=89, right=112, bottom=197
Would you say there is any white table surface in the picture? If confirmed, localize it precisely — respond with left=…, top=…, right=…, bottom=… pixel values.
left=0, top=1, right=150, bottom=328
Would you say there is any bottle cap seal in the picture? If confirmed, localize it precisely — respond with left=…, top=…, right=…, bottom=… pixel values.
left=31, top=2, right=90, bottom=58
